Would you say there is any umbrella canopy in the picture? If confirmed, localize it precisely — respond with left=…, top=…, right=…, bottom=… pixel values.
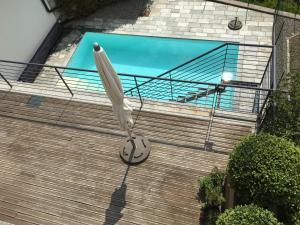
left=93, top=43, right=133, bottom=131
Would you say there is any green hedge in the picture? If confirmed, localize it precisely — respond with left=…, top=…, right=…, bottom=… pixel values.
left=238, top=0, right=299, bottom=14
left=216, top=204, right=282, bottom=225
left=228, top=134, right=300, bottom=224
left=198, top=167, right=226, bottom=207
left=55, top=0, right=120, bottom=18
left=198, top=167, right=226, bottom=225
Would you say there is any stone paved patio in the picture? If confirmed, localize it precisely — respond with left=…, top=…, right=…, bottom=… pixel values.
left=71, top=0, right=273, bottom=44
left=43, top=0, right=273, bottom=69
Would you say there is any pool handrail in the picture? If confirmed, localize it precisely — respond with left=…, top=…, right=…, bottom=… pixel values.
left=124, top=42, right=273, bottom=94
left=124, top=43, right=228, bottom=94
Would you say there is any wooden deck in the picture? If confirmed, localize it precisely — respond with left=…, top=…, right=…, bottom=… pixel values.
left=0, top=90, right=253, bottom=154
left=0, top=115, right=228, bottom=225
left=0, top=89, right=254, bottom=224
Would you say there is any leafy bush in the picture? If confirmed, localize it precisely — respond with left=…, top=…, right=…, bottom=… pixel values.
left=55, top=0, right=120, bottom=19
left=201, top=207, right=221, bottom=225
left=198, top=167, right=226, bottom=225
left=238, top=0, right=299, bottom=14
left=216, top=204, right=282, bottom=225
left=198, top=167, right=226, bottom=207
left=261, top=72, right=300, bottom=146
left=291, top=212, right=300, bottom=225
left=228, top=134, right=300, bottom=224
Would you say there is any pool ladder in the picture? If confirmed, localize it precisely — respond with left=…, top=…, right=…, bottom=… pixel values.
left=176, top=86, right=226, bottom=103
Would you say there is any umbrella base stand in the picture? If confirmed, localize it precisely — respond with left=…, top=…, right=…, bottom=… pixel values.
left=120, top=135, right=151, bottom=164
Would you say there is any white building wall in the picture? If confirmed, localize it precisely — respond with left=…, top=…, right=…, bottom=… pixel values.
left=0, top=0, right=56, bottom=80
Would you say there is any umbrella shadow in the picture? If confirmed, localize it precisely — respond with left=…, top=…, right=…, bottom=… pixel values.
left=103, top=165, right=130, bottom=225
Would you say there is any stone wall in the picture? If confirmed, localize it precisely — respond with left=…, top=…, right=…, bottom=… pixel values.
left=274, top=16, right=300, bottom=85
left=289, top=34, right=300, bottom=73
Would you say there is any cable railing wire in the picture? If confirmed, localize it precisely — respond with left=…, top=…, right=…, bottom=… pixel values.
left=0, top=48, right=274, bottom=152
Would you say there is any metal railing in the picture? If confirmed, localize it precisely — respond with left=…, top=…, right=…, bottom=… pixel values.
left=125, top=43, right=229, bottom=94
left=125, top=43, right=273, bottom=102
left=0, top=56, right=273, bottom=152
left=255, top=51, right=273, bottom=131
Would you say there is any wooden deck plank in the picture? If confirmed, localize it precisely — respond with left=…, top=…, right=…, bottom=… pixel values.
left=0, top=89, right=255, bottom=224
left=0, top=160, right=201, bottom=210
left=0, top=91, right=253, bottom=153
left=0, top=185, right=194, bottom=225
left=0, top=211, right=34, bottom=225
left=0, top=159, right=199, bottom=225
left=0, top=115, right=229, bottom=225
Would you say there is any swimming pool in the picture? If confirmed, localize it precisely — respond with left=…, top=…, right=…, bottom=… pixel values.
left=65, top=33, right=239, bottom=108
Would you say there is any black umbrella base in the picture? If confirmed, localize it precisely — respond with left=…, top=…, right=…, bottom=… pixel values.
left=120, top=135, right=151, bottom=164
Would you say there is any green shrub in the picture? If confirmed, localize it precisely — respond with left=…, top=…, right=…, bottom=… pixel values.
left=228, top=134, right=300, bottom=224
left=216, top=204, right=282, bottom=225
left=202, top=207, right=221, bottom=225
left=238, top=0, right=299, bottom=14
left=198, top=167, right=226, bottom=207
left=261, top=72, right=300, bottom=146
left=291, top=212, right=300, bottom=225
left=198, top=167, right=226, bottom=225
left=55, top=0, right=120, bottom=19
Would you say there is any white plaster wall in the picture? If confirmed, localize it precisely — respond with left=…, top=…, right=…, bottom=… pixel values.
left=0, top=0, right=56, bottom=80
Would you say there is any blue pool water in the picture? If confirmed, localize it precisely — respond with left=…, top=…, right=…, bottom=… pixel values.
left=67, top=32, right=225, bottom=76
left=65, top=32, right=239, bottom=108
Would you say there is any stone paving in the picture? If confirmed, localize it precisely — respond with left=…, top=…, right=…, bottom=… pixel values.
left=70, top=0, right=273, bottom=45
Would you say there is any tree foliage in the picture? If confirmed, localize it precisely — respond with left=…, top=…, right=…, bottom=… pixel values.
left=261, top=72, right=300, bottom=146
left=55, top=0, right=120, bottom=19
left=239, top=0, right=299, bottom=14
left=198, top=167, right=226, bottom=225
left=228, top=134, right=300, bottom=224
left=198, top=167, right=226, bottom=208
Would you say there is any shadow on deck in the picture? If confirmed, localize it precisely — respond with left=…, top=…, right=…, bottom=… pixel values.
left=0, top=90, right=233, bottom=225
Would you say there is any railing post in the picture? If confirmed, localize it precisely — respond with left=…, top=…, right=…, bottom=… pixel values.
left=245, top=0, right=250, bottom=25
left=169, top=72, right=174, bottom=101
left=134, top=76, right=143, bottom=107
left=221, top=44, right=229, bottom=77
left=216, top=87, right=222, bottom=109
left=256, top=114, right=262, bottom=133
left=256, top=89, right=272, bottom=133
left=204, top=86, right=218, bottom=151
left=271, top=46, right=277, bottom=90
left=252, top=89, right=260, bottom=113
left=131, top=76, right=144, bottom=130
left=0, top=72, right=13, bottom=89
left=272, top=19, right=277, bottom=122
left=54, top=68, right=74, bottom=96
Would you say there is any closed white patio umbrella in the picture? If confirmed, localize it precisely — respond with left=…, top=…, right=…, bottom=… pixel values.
left=93, top=43, right=133, bottom=132
left=93, top=43, right=150, bottom=164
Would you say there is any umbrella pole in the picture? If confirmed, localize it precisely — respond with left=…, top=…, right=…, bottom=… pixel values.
left=127, top=128, right=133, bottom=139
